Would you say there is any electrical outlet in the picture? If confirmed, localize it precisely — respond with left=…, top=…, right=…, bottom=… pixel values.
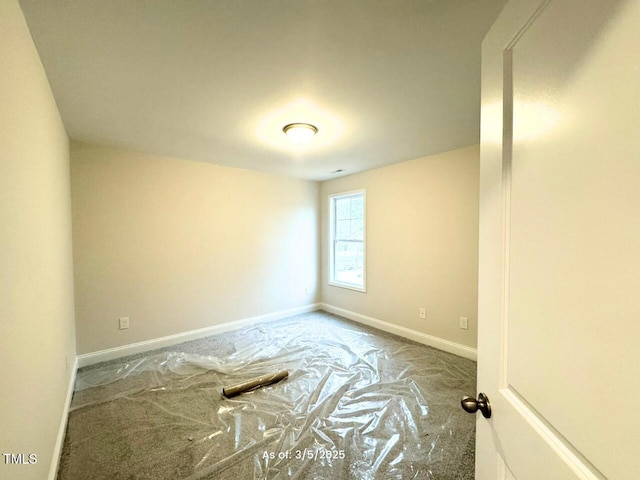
left=459, top=317, right=469, bottom=330
left=119, top=317, right=130, bottom=330
left=419, top=308, right=426, bottom=319
left=305, top=287, right=310, bottom=295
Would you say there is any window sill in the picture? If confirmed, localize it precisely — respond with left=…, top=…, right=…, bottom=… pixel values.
left=328, top=281, right=367, bottom=293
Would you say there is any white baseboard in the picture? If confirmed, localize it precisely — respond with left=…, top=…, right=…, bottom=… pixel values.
left=319, top=303, right=477, bottom=361
left=77, top=303, right=321, bottom=368
left=48, top=355, right=78, bottom=480
left=77, top=302, right=476, bottom=367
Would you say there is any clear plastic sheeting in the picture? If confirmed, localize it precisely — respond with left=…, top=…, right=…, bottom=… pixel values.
left=59, top=313, right=476, bottom=480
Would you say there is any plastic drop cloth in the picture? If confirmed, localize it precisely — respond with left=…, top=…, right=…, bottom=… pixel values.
left=59, top=313, right=476, bottom=480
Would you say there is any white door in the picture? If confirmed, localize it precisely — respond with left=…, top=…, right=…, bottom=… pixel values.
left=475, top=0, right=640, bottom=479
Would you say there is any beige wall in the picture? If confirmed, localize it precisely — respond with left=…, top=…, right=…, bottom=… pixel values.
left=71, top=142, right=319, bottom=354
left=0, top=2, right=77, bottom=479
left=320, top=145, right=479, bottom=348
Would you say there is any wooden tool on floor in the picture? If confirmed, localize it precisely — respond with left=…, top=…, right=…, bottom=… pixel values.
left=222, top=370, right=289, bottom=398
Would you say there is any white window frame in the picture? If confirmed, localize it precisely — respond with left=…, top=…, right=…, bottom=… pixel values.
left=328, top=189, right=366, bottom=292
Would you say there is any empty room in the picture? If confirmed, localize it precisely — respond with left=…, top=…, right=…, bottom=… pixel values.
left=1, top=0, right=637, bottom=479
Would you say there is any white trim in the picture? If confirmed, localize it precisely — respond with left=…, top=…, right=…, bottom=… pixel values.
left=320, top=303, right=477, bottom=361
left=328, top=189, right=367, bottom=292
left=48, top=356, right=78, bottom=480
left=77, top=304, right=321, bottom=367
left=327, top=280, right=367, bottom=293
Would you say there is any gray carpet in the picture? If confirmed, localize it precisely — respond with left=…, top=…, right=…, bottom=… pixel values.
left=58, top=311, right=476, bottom=479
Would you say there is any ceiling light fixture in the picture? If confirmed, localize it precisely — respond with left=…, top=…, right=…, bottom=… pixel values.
left=283, top=123, right=318, bottom=144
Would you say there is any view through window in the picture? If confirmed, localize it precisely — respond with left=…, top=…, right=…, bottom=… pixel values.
left=329, top=190, right=365, bottom=291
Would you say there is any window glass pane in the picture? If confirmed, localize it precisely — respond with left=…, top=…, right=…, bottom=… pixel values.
left=336, top=220, right=350, bottom=239
left=350, top=219, right=363, bottom=240
left=350, top=196, right=364, bottom=219
left=334, top=240, right=364, bottom=287
left=335, top=198, right=351, bottom=220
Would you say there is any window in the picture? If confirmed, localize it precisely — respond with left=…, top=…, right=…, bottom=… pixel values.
left=329, top=190, right=366, bottom=291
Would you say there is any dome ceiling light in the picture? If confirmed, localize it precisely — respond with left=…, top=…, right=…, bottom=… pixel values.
left=282, top=123, right=318, bottom=145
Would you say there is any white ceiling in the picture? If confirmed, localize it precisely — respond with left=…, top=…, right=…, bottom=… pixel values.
left=20, top=0, right=506, bottom=181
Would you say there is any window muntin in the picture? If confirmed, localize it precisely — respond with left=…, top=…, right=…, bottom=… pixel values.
left=329, top=190, right=365, bottom=291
